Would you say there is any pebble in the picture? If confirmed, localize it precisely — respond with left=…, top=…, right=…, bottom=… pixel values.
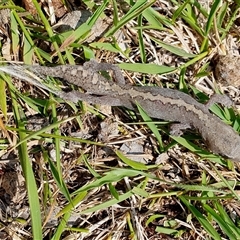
left=214, top=54, right=240, bottom=87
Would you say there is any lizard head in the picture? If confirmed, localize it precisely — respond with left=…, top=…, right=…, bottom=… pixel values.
left=226, top=142, right=240, bottom=162
left=204, top=123, right=240, bottom=163
left=219, top=133, right=240, bottom=162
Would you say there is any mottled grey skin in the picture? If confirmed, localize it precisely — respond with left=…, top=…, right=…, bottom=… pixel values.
left=26, top=60, right=240, bottom=161
left=133, top=87, right=240, bottom=162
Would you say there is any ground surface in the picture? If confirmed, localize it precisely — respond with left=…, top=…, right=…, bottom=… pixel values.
left=0, top=1, right=240, bottom=240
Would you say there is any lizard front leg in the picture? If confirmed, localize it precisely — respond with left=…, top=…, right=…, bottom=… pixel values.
left=169, top=123, right=192, bottom=136
left=83, top=59, right=126, bottom=85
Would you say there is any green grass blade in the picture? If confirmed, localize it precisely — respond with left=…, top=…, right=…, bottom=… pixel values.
left=73, top=169, right=140, bottom=195
left=0, top=76, right=7, bottom=118
left=108, top=183, right=119, bottom=200
left=9, top=83, right=42, bottom=239
left=214, top=201, right=240, bottom=236
left=115, top=149, right=148, bottom=170
left=203, top=203, right=238, bottom=239
left=170, top=135, right=225, bottom=164
left=87, top=0, right=109, bottom=27
left=155, top=226, right=178, bottom=235
left=23, top=35, right=34, bottom=64
left=150, top=37, right=196, bottom=58
left=13, top=116, right=75, bottom=149
left=180, top=51, right=208, bottom=69
left=11, top=10, right=43, bottom=63
left=47, top=157, right=72, bottom=203
left=137, top=14, right=146, bottom=63
left=142, top=4, right=171, bottom=28
left=57, top=191, right=88, bottom=217
left=81, top=190, right=134, bottom=214
left=136, top=102, right=164, bottom=152
left=209, top=163, right=240, bottom=201
left=205, top=0, right=221, bottom=35
left=51, top=212, right=71, bottom=240
left=10, top=10, right=19, bottom=56
left=105, top=0, right=156, bottom=37
left=180, top=3, right=205, bottom=37
left=118, top=62, right=176, bottom=74
left=179, top=196, right=221, bottom=240
left=31, top=0, right=64, bottom=63
left=172, top=0, right=191, bottom=23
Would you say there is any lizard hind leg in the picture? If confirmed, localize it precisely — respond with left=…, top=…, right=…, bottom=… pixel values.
left=205, top=93, right=233, bottom=109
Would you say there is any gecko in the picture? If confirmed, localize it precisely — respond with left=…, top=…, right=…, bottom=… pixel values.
left=1, top=60, right=240, bottom=162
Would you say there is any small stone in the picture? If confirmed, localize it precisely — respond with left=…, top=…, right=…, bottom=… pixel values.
left=214, top=54, right=240, bottom=87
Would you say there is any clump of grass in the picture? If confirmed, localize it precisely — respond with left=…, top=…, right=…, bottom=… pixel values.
left=0, top=0, right=240, bottom=239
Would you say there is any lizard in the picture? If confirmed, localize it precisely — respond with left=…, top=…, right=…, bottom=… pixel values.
left=1, top=59, right=240, bottom=162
